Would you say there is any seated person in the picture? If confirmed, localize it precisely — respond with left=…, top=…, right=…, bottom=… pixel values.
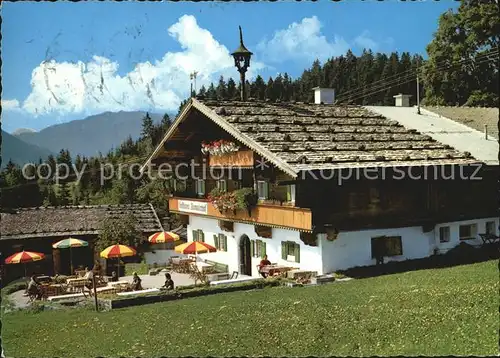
left=110, top=271, right=118, bottom=282
left=132, top=272, right=143, bottom=291
left=83, top=267, right=94, bottom=295
left=27, top=275, right=42, bottom=300
left=161, top=273, right=175, bottom=290
left=258, top=255, right=272, bottom=278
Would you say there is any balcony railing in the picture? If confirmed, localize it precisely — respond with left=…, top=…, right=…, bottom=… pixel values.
left=168, top=197, right=312, bottom=231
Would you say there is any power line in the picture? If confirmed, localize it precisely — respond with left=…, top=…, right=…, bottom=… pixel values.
left=336, top=55, right=493, bottom=102
left=336, top=51, right=498, bottom=104
left=338, top=55, right=497, bottom=105
left=336, top=48, right=499, bottom=101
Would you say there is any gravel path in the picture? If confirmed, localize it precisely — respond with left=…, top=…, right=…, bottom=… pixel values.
left=5, top=272, right=196, bottom=310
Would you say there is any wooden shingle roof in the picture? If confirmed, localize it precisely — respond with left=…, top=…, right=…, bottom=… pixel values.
left=199, top=100, right=478, bottom=171
left=0, top=204, right=163, bottom=240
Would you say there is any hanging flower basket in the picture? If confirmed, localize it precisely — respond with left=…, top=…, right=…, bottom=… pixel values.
left=201, top=140, right=240, bottom=156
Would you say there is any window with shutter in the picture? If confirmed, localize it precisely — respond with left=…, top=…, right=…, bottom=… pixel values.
left=192, top=230, right=198, bottom=242
left=223, top=235, right=228, bottom=251
left=286, top=185, right=296, bottom=202
left=214, top=234, right=219, bottom=249
left=196, top=179, right=206, bottom=196
left=250, top=240, right=255, bottom=257
left=281, top=241, right=287, bottom=260
left=257, top=181, right=269, bottom=200
left=217, top=179, right=227, bottom=192
left=294, top=243, right=300, bottom=263
left=262, top=241, right=267, bottom=257
left=199, top=230, right=205, bottom=242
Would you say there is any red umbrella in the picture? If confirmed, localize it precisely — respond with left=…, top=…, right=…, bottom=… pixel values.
left=5, top=251, right=45, bottom=277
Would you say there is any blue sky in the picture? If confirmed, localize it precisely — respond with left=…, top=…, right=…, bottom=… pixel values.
left=1, top=1, right=459, bottom=133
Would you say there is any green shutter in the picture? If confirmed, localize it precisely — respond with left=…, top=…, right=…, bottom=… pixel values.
left=294, top=243, right=300, bottom=263
left=214, top=234, right=219, bottom=249
left=250, top=240, right=255, bottom=257
left=200, top=230, right=205, bottom=242
left=262, top=241, right=267, bottom=257
left=192, top=230, right=198, bottom=242
left=281, top=242, right=287, bottom=260
left=223, top=235, right=228, bottom=251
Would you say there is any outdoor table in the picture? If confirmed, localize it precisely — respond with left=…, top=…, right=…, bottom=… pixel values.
left=192, top=262, right=214, bottom=273
left=66, top=278, right=89, bottom=296
left=35, top=275, right=52, bottom=284
left=260, top=265, right=293, bottom=277
left=479, top=233, right=500, bottom=245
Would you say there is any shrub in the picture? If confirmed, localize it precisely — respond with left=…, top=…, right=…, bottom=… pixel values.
left=124, top=263, right=149, bottom=276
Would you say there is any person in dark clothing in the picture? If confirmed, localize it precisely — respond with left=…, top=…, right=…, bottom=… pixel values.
left=258, top=255, right=272, bottom=278
left=161, top=273, right=175, bottom=290
left=111, top=271, right=118, bottom=282
left=132, top=272, right=143, bottom=291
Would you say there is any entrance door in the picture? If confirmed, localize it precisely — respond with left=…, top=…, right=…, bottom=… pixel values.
left=239, top=235, right=252, bottom=276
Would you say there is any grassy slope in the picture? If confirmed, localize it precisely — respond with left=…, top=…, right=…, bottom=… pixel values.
left=2, top=260, right=497, bottom=357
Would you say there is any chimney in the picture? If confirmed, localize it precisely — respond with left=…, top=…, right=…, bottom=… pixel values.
left=312, top=87, right=335, bottom=104
left=393, top=93, right=412, bottom=107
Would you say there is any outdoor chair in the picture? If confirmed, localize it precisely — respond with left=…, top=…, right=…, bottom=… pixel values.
left=229, top=271, right=239, bottom=280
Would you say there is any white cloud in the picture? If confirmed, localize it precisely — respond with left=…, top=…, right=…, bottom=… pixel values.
left=16, top=15, right=266, bottom=117
left=1, top=99, right=21, bottom=111
left=354, top=31, right=379, bottom=51
left=257, top=16, right=350, bottom=64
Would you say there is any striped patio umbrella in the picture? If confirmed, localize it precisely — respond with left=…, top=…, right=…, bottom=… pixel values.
left=100, top=244, right=137, bottom=278
left=52, top=238, right=89, bottom=275
left=5, top=251, right=45, bottom=278
left=174, top=241, right=217, bottom=255
left=148, top=231, right=180, bottom=244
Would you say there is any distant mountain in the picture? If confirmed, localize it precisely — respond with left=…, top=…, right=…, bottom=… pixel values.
left=1, top=130, right=54, bottom=168
left=14, top=111, right=169, bottom=158
left=12, top=128, right=37, bottom=136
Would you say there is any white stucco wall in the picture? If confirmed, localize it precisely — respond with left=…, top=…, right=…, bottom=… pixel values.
left=320, top=216, right=499, bottom=274
left=434, top=217, right=499, bottom=253
left=320, top=226, right=433, bottom=273
left=188, top=216, right=323, bottom=277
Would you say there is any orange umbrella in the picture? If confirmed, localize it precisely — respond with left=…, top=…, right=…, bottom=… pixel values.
left=5, top=251, right=45, bottom=277
left=174, top=241, right=216, bottom=255
left=148, top=231, right=180, bottom=244
left=100, top=244, right=137, bottom=278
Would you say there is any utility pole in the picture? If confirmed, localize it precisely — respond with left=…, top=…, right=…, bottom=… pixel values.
left=416, top=57, right=421, bottom=115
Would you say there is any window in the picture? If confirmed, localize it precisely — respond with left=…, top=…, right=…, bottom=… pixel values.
left=281, top=241, right=300, bottom=263
left=251, top=239, right=267, bottom=258
left=371, top=236, right=402, bottom=258
left=486, top=221, right=496, bottom=235
left=192, top=229, right=205, bottom=242
left=214, top=234, right=228, bottom=251
left=176, top=179, right=187, bottom=193
left=439, top=227, right=450, bottom=243
left=257, top=181, right=269, bottom=200
left=286, top=184, right=296, bottom=202
left=255, top=225, right=272, bottom=238
left=217, top=179, right=227, bottom=192
left=459, top=224, right=477, bottom=240
left=218, top=220, right=234, bottom=232
left=195, top=179, right=205, bottom=196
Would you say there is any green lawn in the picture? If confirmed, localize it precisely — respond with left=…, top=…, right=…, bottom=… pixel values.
left=2, top=260, right=497, bottom=357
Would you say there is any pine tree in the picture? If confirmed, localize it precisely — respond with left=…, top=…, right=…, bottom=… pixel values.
left=216, top=76, right=227, bottom=100
left=227, top=78, right=237, bottom=100
left=141, top=112, right=154, bottom=140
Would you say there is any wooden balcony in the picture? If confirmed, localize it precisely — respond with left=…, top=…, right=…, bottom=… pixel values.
left=168, top=197, right=312, bottom=231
